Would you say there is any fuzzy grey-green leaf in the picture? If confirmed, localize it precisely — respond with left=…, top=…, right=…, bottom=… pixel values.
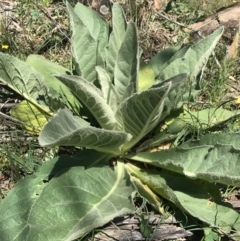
left=128, top=143, right=240, bottom=186
left=96, top=66, right=119, bottom=113
left=67, top=3, right=98, bottom=82
left=56, top=74, right=116, bottom=130
left=0, top=161, right=135, bottom=241
left=74, top=3, right=109, bottom=64
left=114, top=21, right=139, bottom=101
left=39, top=109, right=131, bottom=155
left=116, top=82, right=171, bottom=151
left=158, top=27, right=224, bottom=86
left=106, top=3, right=127, bottom=76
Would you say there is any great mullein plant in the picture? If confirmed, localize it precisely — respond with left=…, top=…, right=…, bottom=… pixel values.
left=0, top=2, right=240, bottom=241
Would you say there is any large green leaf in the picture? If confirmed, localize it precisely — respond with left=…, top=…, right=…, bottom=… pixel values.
left=39, top=151, right=114, bottom=178
left=0, top=174, right=47, bottom=241
left=39, top=108, right=132, bottom=155
left=0, top=53, right=51, bottom=114
left=26, top=54, right=81, bottom=114
left=106, top=3, right=127, bottom=77
left=73, top=3, right=109, bottom=63
left=67, top=3, right=98, bottom=82
left=114, top=21, right=139, bottom=101
left=0, top=158, right=135, bottom=241
left=116, top=82, right=171, bottom=151
left=126, top=164, right=240, bottom=233
left=73, top=149, right=114, bottom=168
left=158, top=27, right=224, bottom=85
left=127, top=142, right=240, bottom=186
left=55, top=74, right=116, bottom=130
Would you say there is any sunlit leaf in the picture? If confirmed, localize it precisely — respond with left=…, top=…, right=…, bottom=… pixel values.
left=10, top=100, right=49, bottom=134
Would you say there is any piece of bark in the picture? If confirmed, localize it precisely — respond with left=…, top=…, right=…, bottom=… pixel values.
left=188, top=3, right=240, bottom=37
left=91, top=214, right=193, bottom=241
left=186, top=3, right=240, bottom=58
left=154, top=0, right=170, bottom=11
left=228, top=200, right=240, bottom=208
left=227, top=25, right=239, bottom=58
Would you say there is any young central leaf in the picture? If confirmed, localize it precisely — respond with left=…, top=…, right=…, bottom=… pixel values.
left=114, top=21, right=138, bottom=101
left=73, top=3, right=109, bottom=65
left=116, top=82, right=171, bottom=151
left=55, top=74, right=116, bottom=130
left=96, top=66, right=119, bottom=113
left=106, top=3, right=127, bottom=77
left=67, top=3, right=99, bottom=82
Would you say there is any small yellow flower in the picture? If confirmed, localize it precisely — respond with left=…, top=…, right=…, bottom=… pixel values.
left=2, top=44, right=9, bottom=50
left=235, top=97, right=240, bottom=104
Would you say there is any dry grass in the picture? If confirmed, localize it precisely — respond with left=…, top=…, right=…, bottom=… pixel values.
left=1, top=0, right=239, bottom=62
left=0, top=0, right=71, bottom=67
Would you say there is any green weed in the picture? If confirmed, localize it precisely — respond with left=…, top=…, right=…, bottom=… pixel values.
left=0, top=1, right=239, bottom=241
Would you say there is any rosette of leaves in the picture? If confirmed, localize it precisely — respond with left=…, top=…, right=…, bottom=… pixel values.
left=0, top=1, right=227, bottom=134
left=0, top=2, right=240, bottom=241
